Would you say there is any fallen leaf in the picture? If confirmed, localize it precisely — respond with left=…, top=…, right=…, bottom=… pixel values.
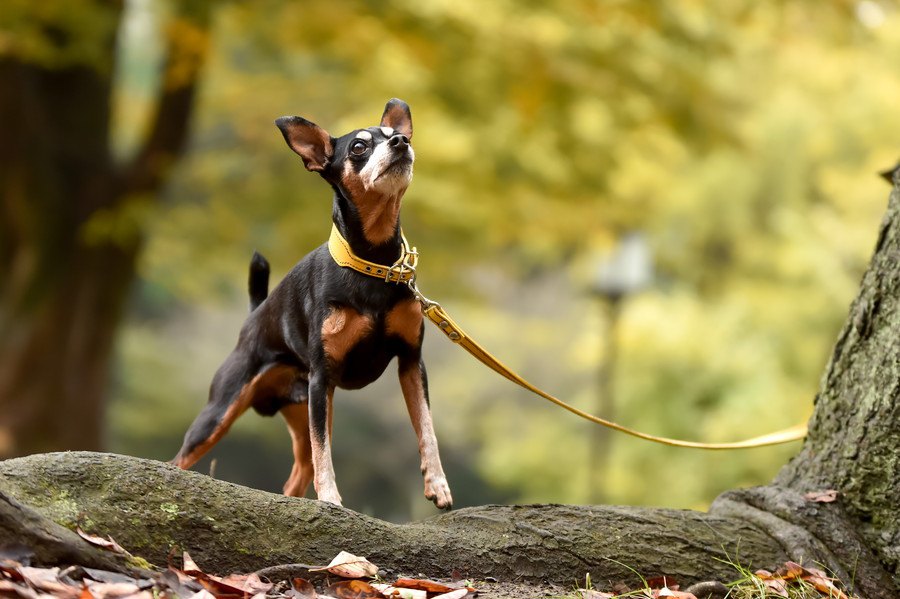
left=182, top=552, right=201, bottom=574
left=290, top=577, right=318, bottom=599
left=18, top=566, right=79, bottom=597
left=76, top=530, right=126, bottom=555
left=311, top=552, right=379, bottom=579
left=804, top=489, right=839, bottom=503
left=758, top=576, right=788, bottom=598
left=324, top=579, right=386, bottom=599
left=370, top=583, right=397, bottom=596
left=646, top=576, right=678, bottom=590
left=804, top=572, right=850, bottom=599
left=195, top=573, right=249, bottom=598
left=79, top=586, right=95, bottom=599
left=187, top=591, right=216, bottom=599
left=579, top=590, right=614, bottom=599
left=219, top=572, right=273, bottom=594
left=652, top=589, right=697, bottom=599
left=368, top=584, right=425, bottom=599
left=431, top=590, right=469, bottom=599
left=0, top=580, right=40, bottom=599
left=780, top=561, right=805, bottom=581
left=392, top=578, right=455, bottom=593
left=84, top=581, right=141, bottom=598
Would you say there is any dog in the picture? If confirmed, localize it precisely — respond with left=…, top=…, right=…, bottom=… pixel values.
left=173, top=99, right=453, bottom=509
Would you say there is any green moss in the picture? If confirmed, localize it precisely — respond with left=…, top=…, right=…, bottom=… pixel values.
left=160, top=502, right=180, bottom=521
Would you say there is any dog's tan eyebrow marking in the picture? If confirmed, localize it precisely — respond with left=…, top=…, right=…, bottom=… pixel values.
left=355, top=130, right=373, bottom=141
left=380, top=127, right=394, bottom=137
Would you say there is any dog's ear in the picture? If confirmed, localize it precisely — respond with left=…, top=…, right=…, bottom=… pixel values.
left=275, top=116, right=334, bottom=172
left=380, top=98, right=413, bottom=140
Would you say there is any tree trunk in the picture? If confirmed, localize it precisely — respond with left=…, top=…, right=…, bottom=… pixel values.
left=708, top=180, right=900, bottom=593
left=0, top=1, right=210, bottom=457
left=775, top=179, right=900, bottom=576
left=0, top=452, right=790, bottom=590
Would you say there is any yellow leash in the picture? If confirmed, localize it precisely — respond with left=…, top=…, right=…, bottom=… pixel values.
left=329, top=226, right=808, bottom=449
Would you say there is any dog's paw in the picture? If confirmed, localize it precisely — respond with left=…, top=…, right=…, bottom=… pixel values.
left=316, top=489, right=343, bottom=506
left=424, top=476, right=453, bottom=510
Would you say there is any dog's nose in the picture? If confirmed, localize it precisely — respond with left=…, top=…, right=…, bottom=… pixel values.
left=389, top=134, right=409, bottom=149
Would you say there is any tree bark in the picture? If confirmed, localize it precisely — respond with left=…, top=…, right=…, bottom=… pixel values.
left=0, top=452, right=790, bottom=591
left=0, top=1, right=210, bottom=457
left=708, top=180, right=900, bottom=594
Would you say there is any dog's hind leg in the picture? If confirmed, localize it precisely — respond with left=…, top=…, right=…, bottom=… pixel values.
left=280, top=401, right=313, bottom=497
left=173, top=356, right=298, bottom=470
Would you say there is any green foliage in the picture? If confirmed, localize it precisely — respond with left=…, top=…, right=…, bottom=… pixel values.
left=102, top=0, right=900, bottom=518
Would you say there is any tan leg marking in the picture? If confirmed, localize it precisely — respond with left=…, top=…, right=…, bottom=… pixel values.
left=281, top=402, right=313, bottom=497
left=386, top=298, right=424, bottom=346
left=322, top=306, right=373, bottom=364
left=175, top=364, right=299, bottom=469
left=311, top=386, right=342, bottom=505
left=399, top=361, right=452, bottom=509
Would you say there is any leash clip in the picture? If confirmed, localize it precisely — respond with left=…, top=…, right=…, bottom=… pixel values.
left=386, top=237, right=419, bottom=284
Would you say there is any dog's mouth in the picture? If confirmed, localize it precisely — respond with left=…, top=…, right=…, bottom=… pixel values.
left=375, top=153, right=413, bottom=180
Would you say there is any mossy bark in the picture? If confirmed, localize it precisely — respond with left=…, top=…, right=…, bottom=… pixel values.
left=0, top=452, right=786, bottom=590
left=705, top=180, right=900, bottom=595
left=775, top=181, right=900, bottom=585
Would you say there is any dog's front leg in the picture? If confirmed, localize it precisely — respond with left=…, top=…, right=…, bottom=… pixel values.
left=308, top=371, right=342, bottom=505
left=399, top=356, right=453, bottom=509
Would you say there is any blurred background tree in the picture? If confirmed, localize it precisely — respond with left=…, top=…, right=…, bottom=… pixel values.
left=0, top=0, right=210, bottom=456
left=2, top=0, right=899, bottom=521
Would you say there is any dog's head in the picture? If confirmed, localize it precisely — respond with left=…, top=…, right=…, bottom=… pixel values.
left=276, top=98, right=414, bottom=205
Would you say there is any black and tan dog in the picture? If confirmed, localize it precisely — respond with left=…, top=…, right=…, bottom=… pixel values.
left=173, top=99, right=452, bottom=509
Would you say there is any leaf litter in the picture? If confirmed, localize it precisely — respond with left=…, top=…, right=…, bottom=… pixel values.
left=0, top=544, right=477, bottom=599
left=1, top=532, right=857, bottom=599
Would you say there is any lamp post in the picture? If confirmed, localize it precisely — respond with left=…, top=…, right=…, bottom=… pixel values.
left=589, top=232, right=652, bottom=503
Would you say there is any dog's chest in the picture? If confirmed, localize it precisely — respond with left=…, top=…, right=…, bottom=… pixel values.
left=321, top=298, right=423, bottom=389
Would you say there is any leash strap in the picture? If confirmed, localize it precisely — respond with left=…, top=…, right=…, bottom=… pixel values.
left=423, top=302, right=807, bottom=449
left=328, top=225, right=808, bottom=449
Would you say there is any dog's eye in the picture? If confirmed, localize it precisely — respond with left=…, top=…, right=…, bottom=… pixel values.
left=350, top=140, right=368, bottom=155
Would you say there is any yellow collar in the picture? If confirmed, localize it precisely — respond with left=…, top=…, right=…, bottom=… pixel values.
left=327, top=225, right=418, bottom=284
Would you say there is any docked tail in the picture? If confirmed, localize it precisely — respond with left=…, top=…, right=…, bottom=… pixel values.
left=249, top=251, right=270, bottom=310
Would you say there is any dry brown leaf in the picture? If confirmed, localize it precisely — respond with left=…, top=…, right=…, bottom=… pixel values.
left=76, top=529, right=126, bottom=554
left=431, top=590, right=470, bottom=599
left=652, top=589, right=697, bottom=599
left=0, top=579, right=38, bottom=599
left=84, top=581, right=141, bottom=598
left=780, top=561, right=806, bottom=581
left=195, top=574, right=248, bottom=598
left=579, top=590, right=615, bottom=599
left=290, top=577, right=318, bottom=599
left=18, top=566, right=79, bottom=597
left=392, top=578, right=455, bottom=593
left=804, top=572, right=850, bottom=599
left=759, top=577, right=788, bottom=598
left=79, top=586, right=95, bottom=599
left=311, top=552, right=378, bottom=579
left=218, top=572, right=273, bottom=594
left=324, top=579, right=386, bottom=599
left=804, top=489, right=839, bottom=503
left=182, top=552, right=201, bottom=574
left=368, top=584, right=425, bottom=599
left=187, top=591, right=216, bottom=599
left=370, top=583, right=397, bottom=596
